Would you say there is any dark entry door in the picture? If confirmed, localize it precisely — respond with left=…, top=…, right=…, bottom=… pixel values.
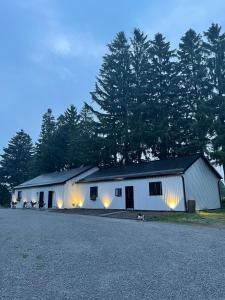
left=39, top=192, right=44, bottom=208
left=125, top=186, right=134, bottom=209
left=48, top=191, right=53, bottom=208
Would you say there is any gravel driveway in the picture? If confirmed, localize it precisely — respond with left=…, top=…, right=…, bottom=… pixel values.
left=1, top=209, right=225, bottom=300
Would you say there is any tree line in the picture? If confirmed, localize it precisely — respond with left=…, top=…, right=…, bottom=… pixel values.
left=0, top=23, right=225, bottom=205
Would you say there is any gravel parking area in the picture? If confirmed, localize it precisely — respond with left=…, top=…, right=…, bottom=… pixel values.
left=1, top=209, right=225, bottom=300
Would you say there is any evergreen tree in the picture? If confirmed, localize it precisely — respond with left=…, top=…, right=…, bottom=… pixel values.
left=177, top=29, right=211, bottom=155
left=204, top=24, right=225, bottom=178
left=148, top=33, right=178, bottom=159
left=130, top=28, right=151, bottom=162
left=0, top=184, right=11, bottom=207
left=35, top=109, right=57, bottom=173
left=56, top=105, right=80, bottom=169
left=78, top=104, right=101, bottom=165
left=0, top=130, right=33, bottom=189
left=89, top=32, right=133, bottom=165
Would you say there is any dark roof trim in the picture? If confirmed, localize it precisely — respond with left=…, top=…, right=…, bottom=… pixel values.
left=184, top=155, right=222, bottom=179
left=14, top=166, right=94, bottom=190
left=14, top=181, right=65, bottom=190
left=79, top=171, right=184, bottom=183
left=79, top=155, right=222, bottom=183
left=15, top=155, right=222, bottom=189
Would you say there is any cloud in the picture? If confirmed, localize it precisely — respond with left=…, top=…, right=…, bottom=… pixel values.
left=15, top=0, right=105, bottom=62
left=138, top=0, right=225, bottom=46
left=51, top=35, right=72, bottom=56
left=22, top=0, right=106, bottom=85
left=29, top=30, right=105, bottom=82
left=42, top=32, right=105, bottom=59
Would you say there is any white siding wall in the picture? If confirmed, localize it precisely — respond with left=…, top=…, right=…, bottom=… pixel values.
left=184, top=158, right=221, bottom=210
left=13, top=167, right=98, bottom=209
left=12, top=160, right=221, bottom=211
left=13, top=185, right=65, bottom=209
left=64, top=175, right=185, bottom=211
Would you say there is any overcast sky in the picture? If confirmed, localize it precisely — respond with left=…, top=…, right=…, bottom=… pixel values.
left=1, top=0, right=225, bottom=166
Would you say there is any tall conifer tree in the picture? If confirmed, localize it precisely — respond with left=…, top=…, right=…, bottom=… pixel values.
left=130, top=28, right=151, bottom=161
left=56, top=105, right=80, bottom=169
left=0, top=130, right=33, bottom=189
left=204, top=24, right=225, bottom=177
left=78, top=104, right=101, bottom=165
left=35, top=109, right=57, bottom=173
left=89, top=32, right=133, bottom=164
left=177, top=29, right=211, bottom=155
left=148, top=33, right=178, bottom=159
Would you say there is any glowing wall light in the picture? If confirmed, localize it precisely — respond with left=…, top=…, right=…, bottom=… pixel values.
left=165, top=193, right=180, bottom=210
left=70, top=191, right=85, bottom=208
left=102, top=194, right=112, bottom=208
left=57, top=198, right=63, bottom=209
left=72, top=199, right=84, bottom=208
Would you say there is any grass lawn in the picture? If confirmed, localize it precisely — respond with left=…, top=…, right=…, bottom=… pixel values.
left=145, top=208, right=225, bottom=226
left=54, top=204, right=225, bottom=227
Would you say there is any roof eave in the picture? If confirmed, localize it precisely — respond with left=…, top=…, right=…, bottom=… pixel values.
left=79, top=171, right=184, bottom=183
left=14, top=166, right=94, bottom=190
left=14, top=181, right=65, bottom=190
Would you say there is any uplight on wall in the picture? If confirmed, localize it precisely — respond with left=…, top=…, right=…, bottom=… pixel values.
left=70, top=191, right=84, bottom=208
left=102, top=194, right=112, bottom=208
left=72, top=199, right=84, bottom=208
left=165, top=193, right=180, bottom=210
left=57, top=198, right=63, bottom=209
left=78, top=200, right=84, bottom=208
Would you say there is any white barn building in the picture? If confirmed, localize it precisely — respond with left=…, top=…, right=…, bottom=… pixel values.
left=13, top=155, right=222, bottom=211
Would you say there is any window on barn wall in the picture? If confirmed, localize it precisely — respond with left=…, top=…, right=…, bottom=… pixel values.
left=17, top=191, right=22, bottom=201
left=90, top=186, right=98, bottom=201
left=115, top=188, right=122, bottom=197
left=149, top=182, right=162, bottom=196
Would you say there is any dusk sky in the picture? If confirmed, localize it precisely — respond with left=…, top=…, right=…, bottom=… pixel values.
left=1, top=0, right=225, bottom=152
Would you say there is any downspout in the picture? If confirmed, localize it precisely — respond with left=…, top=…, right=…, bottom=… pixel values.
left=218, top=180, right=222, bottom=209
left=182, top=176, right=187, bottom=212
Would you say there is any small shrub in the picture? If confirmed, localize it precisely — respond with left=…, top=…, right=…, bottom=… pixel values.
left=222, top=197, right=225, bottom=209
left=0, top=184, right=11, bottom=207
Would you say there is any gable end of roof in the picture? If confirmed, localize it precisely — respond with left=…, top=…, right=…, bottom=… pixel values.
left=183, top=155, right=222, bottom=179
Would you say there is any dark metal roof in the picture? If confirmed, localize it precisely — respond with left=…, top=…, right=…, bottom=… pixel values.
left=80, top=155, right=222, bottom=183
left=15, top=166, right=93, bottom=189
left=14, top=155, right=222, bottom=189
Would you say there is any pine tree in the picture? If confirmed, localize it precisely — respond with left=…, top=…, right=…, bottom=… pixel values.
left=148, top=33, right=178, bottom=159
left=89, top=32, right=133, bottom=165
left=35, top=109, right=57, bottom=173
left=130, top=28, right=151, bottom=162
left=78, top=104, right=101, bottom=165
left=0, top=130, right=33, bottom=189
left=56, top=105, right=80, bottom=169
left=204, top=24, right=225, bottom=178
left=176, top=29, right=211, bottom=155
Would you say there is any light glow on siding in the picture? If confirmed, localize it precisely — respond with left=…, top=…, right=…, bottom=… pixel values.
left=70, top=191, right=84, bottom=208
left=72, top=199, right=84, bottom=208
left=57, top=198, right=63, bottom=209
left=102, top=194, right=112, bottom=208
left=165, top=193, right=180, bottom=210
